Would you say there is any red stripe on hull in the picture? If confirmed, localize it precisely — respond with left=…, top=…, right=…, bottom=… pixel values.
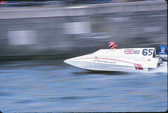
left=77, top=57, right=144, bottom=70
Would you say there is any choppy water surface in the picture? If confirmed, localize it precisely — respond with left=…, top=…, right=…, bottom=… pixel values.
left=0, top=59, right=167, bottom=112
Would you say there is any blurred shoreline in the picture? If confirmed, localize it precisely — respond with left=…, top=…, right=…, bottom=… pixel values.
left=0, top=0, right=167, bottom=61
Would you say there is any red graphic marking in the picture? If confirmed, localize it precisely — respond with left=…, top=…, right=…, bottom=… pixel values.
left=77, top=57, right=144, bottom=70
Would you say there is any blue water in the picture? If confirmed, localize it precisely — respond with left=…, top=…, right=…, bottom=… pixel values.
left=0, top=60, right=167, bottom=112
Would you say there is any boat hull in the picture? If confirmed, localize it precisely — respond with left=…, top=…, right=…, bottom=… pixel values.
left=64, top=57, right=148, bottom=72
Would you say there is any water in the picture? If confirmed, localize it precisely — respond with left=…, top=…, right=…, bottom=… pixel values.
left=0, top=59, right=167, bottom=112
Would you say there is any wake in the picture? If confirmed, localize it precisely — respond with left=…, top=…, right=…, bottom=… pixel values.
left=148, top=62, right=167, bottom=74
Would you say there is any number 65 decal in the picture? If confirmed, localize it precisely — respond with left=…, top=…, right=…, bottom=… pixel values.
left=142, top=49, right=153, bottom=56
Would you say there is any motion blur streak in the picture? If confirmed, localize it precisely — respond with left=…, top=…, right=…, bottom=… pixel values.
left=0, top=60, right=167, bottom=112
left=0, top=0, right=166, bottom=60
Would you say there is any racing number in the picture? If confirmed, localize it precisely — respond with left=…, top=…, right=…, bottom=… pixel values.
left=148, top=49, right=153, bottom=56
left=142, top=49, right=148, bottom=55
left=142, top=49, right=153, bottom=56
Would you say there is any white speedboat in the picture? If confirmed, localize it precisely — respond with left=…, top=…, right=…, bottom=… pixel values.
left=64, top=48, right=164, bottom=72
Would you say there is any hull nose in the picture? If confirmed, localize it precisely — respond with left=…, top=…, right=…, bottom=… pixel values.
left=64, top=54, right=90, bottom=65
left=63, top=59, right=71, bottom=64
left=63, top=58, right=83, bottom=68
left=63, top=57, right=79, bottom=66
left=63, top=54, right=93, bottom=69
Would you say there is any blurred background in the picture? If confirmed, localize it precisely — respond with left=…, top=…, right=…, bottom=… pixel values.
left=0, top=0, right=167, bottom=60
left=0, top=0, right=167, bottom=112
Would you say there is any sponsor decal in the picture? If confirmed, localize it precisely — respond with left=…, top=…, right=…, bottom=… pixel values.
left=124, top=49, right=134, bottom=54
left=93, top=58, right=143, bottom=70
left=134, top=64, right=143, bottom=70
left=124, top=49, right=140, bottom=54
left=160, top=47, right=165, bottom=53
left=93, top=59, right=116, bottom=64
left=79, top=57, right=143, bottom=70
left=133, top=50, right=140, bottom=54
